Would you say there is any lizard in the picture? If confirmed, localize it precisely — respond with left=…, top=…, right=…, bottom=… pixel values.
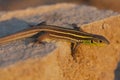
left=0, top=22, right=110, bottom=60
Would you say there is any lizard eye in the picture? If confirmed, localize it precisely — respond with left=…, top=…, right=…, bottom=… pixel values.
left=99, top=40, right=102, bottom=43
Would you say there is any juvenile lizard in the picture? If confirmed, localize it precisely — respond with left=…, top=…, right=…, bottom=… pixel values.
left=0, top=22, right=109, bottom=60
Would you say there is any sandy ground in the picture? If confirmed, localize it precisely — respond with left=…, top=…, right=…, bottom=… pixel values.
left=0, top=3, right=119, bottom=80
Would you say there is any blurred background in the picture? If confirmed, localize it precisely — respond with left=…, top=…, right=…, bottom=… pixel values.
left=0, top=0, right=119, bottom=12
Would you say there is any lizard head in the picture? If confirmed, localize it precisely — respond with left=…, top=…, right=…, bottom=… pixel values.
left=90, top=38, right=109, bottom=46
left=82, top=36, right=110, bottom=46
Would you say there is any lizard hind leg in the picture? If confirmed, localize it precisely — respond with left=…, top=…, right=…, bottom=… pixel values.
left=31, top=32, right=50, bottom=46
left=36, top=32, right=54, bottom=45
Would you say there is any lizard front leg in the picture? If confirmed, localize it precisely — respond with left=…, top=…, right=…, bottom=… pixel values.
left=71, top=42, right=80, bottom=62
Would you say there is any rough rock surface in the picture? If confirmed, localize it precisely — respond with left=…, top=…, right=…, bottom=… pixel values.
left=0, top=3, right=119, bottom=80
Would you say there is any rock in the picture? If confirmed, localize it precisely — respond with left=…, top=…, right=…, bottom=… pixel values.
left=0, top=3, right=119, bottom=80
